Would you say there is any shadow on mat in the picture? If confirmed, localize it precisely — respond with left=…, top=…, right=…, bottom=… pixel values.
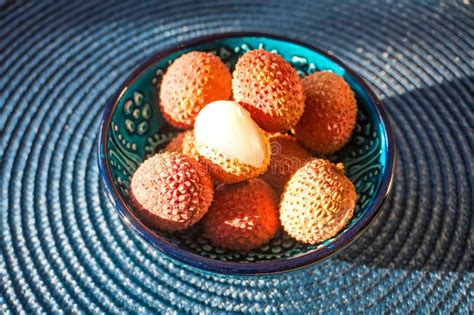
left=336, top=77, right=473, bottom=273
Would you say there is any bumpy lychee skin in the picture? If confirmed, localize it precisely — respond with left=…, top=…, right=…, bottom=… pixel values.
left=130, top=152, right=214, bottom=232
left=202, top=179, right=279, bottom=251
left=232, top=49, right=305, bottom=132
left=194, top=101, right=271, bottom=183
left=280, top=159, right=357, bottom=244
left=159, top=51, right=232, bottom=129
left=260, top=134, right=311, bottom=195
left=295, top=71, right=357, bottom=154
left=197, top=144, right=271, bottom=184
left=163, top=130, right=198, bottom=160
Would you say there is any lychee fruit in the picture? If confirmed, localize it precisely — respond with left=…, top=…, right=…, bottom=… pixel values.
left=232, top=49, right=305, bottom=132
left=130, top=152, right=214, bottom=232
left=202, top=179, right=279, bottom=251
left=159, top=51, right=232, bottom=129
left=260, top=134, right=311, bottom=195
left=279, top=158, right=357, bottom=244
left=163, top=130, right=198, bottom=160
left=194, top=100, right=271, bottom=183
left=294, top=71, right=357, bottom=154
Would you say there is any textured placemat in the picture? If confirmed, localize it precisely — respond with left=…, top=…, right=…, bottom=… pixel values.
left=1, top=0, right=473, bottom=313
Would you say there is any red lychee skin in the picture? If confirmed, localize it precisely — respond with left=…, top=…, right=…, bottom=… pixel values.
left=260, top=134, right=311, bottom=195
left=202, top=179, right=279, bottom=251
left=159, top=51, right=232, bottom=129
left=279, top=159, right=357, bottom=244
left=130, top=152, right=214, bottom=232
left=195, top=137, right=271, bottom=184
left=294, top=71, right=357, bottom=154
left=232, top=49, right=305, bottom=132
left=163, top=130, right=198, bottom=160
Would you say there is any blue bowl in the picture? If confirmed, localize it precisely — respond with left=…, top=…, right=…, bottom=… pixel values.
left=98, top=32, right=396, bottom=276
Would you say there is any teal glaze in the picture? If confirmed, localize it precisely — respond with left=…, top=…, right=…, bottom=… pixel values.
left=99, top=33, right=395, bottom=275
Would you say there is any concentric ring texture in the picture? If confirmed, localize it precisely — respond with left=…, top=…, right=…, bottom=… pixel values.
left=1, top=0, right=472, bottom=313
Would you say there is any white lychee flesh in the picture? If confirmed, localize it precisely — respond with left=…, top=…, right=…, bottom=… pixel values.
left=194, top=100, right=268, bottom=167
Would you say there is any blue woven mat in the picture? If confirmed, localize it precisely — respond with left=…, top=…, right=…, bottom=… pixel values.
left=1, top=0, right=473, bottom=313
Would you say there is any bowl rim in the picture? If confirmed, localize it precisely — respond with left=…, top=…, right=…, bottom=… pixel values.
left=98, top=31, right=397, bottom=276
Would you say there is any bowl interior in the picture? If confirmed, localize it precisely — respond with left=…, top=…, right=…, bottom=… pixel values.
left=102, top=35, right=390, bottom=265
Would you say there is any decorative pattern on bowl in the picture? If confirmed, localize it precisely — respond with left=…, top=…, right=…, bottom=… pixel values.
left=98, top=33, right=396, bottom=275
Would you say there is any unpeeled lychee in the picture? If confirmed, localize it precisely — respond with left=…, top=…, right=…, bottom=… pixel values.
left=260, top=134, right=311, bottom=195
left=279, top=158, right=357, bottom=244
left=202, top=179, right=279, bottom=251
left=163, top=130, right=198, bottom=160
left=130, top=152, right=214, bottom=232
left=295, top=71, right=357, bottom=154
left=232, top=49, right=305, bottom=132
left=159, top=51, right=232, bottom=129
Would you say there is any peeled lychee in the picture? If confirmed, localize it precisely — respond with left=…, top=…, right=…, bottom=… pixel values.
left=159, top=51, right=232, bottom=129
left=130, top=152, right=214, bottom=232
left=280, top=159, right=356, bottom=244
left=163, top=130, right=198, bottom=160
left=194, top=100, right=271, bottom=183
left=260, top=134, right=311, bottom=195
left=295, top=71, right=357, bottom=154
left=232, top=49, right=305, bottom=132
left=202, top=179, right=279, bottom=251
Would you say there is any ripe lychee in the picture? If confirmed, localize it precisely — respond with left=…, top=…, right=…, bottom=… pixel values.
left=279, top=158, right=357, bottom=244
left=194, top=100, right=271, bottom=183
left=202, top=179, right=279, bottom=251
left=232, top=49, right=305, bottom=132
left=163, top=130, right=198, bottom=160
left=159, top=51, right=232, bottom=129
left=130, top=152, right=214, bottom=232
left=260, top=134, right=311, bottom=195
left=295, top=71, right=357, bottom=154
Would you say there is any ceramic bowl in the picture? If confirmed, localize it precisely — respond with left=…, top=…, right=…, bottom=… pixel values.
left=98, top=32, right=396, bottom=276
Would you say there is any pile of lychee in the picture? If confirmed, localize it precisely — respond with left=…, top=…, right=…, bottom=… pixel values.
left=130, top=49, right=358, bottom=251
